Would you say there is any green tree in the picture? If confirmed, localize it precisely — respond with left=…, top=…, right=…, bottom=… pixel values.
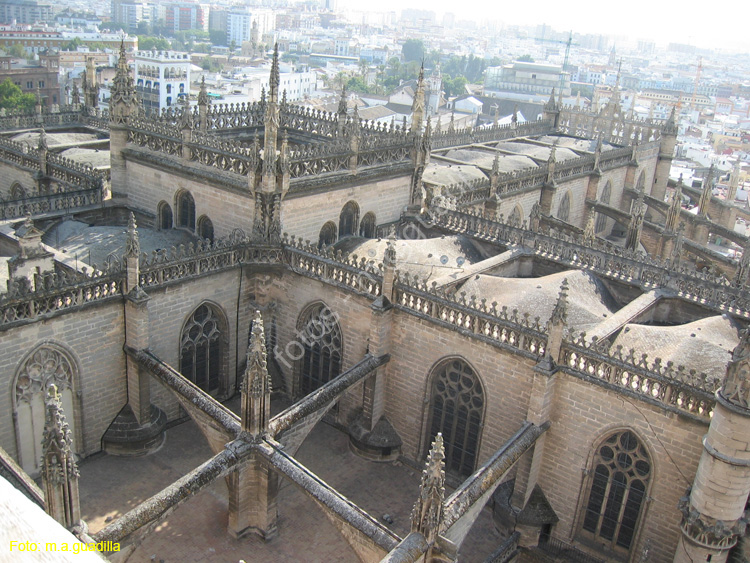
left=6, top=43, right=26, bottom=58
left=517, top=54, right=535, bottom=63
left=402, top=38, right=424, bottom=63
left=62, top=37, right=83, bottom=51
left=0, top=78, right=36, bottom=112
left=138, top=36, right=171, bottom=51
left=209, top=29, right=226, bottom=47
left=346, top=76, right=370, bottom=94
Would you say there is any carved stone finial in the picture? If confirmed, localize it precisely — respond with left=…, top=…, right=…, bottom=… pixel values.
left=411, top=433, right=445, bottom=541
left=583, top=213, right=596, bottom=244
left=720, top=330, right=750, bottom=410
left=198, top=75, right=208, bottom=107
left=549, top=278, right=569, bottom=327
left=38, top=127, right=48, bottom=151
left=41, top=384, right=82, bottom=530
left=338, top=85, right=348, bottom=116
left=241, top=311, right=272, bottom=435
left=125, top=212, right=140, bottom=259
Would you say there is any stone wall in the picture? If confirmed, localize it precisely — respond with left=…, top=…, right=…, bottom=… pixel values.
left=540, top=371, right=706, bottom=562
left=0, top=300, right=126, bottom=461
left=282, top=174, right=412, bottom=243
left=119, top=155, right=255, bottom=238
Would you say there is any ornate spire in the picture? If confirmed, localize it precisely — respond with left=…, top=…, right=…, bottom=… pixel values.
left=549, top=278, right=569, bottom=328
left=669, top=223, right=684, bottom=269
left=512, top=104, right=518, bottom=125
left=198, top=75, right=208, bottom=107
left=699, top=164, right=714, bottom=217
left=410, top=62, right=426, bottom=134
left=583, top=213, right=596, bottom=245
left=41, top=385, right=82, bottom=530
left=110, top=40, right=138, bottom=124
left=625, top=192, right=645, bottom=251
left=338, top=85, right=348, bottom=117
left=125, top=212, right=140, bottom=259
left=545, top=88, right=557, bottom=110
left=269, top=43, right=280, bottom=105
left=735, top=238, right=750, bottom=287
left=448, top=111, right=455, bottom=134
left=411, top=433, right=445, bottom=544
left=241, top=311, right=272, bottom=435
left=663, top=105, right=678, bottom=136
left=666, top=175, right=683, bottom=233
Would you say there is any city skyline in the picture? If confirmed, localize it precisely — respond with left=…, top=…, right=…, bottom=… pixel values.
left=338, top=0, right=750, bottom=54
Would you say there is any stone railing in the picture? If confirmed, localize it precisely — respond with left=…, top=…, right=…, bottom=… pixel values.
left=432, top=207, right=750, bottom=318
left=557, top=107, right=664, bottom=145
left=285, top=234, right=382, bottom=298
left=431, top=119, right=554, bottom=150
left=0, top=269, right=123, bottom=327
left=139, top=230, right=254, bottom=288
left=0, top=188, right=103, bottom=220
left=393, top=273, right=548, bottom=359
left=0, top=105, right=108, bottom=132
left=0, top=135, right=43, bottom=170
left=560, top=332, right=716, bottom=421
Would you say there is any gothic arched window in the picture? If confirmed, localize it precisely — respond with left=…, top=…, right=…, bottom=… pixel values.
left=295, top=303, right=342, bottom=397
left=509, top=205, right=523, bottom=227
left=636, top=170, right=646, bottom=192
left=158, top=201, right=173, bottom=230
left=595, top=182, right=612, bottom=234
left=318, top=221, right=337, bottom=248
left=176, top=190, right=196, bottom=230
left=339, top=201, right=360, bottom=239
left=425, top=358, right=484, bottom=477
left=10, top=183, right=27, bottom=200
left=359, top=212, right=376, bottom=238
left=579, top=430, right=651, bottom=554
left=14, top=344, right=78, bottom=476
left=557, top=191, right=571, bottom=222
left=180, top=303, right=227, bottom=396
left=197, top=215, right=214, bottom=242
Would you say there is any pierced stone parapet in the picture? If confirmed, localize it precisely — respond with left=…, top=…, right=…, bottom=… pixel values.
left=434, top=206, right=750, bottom=319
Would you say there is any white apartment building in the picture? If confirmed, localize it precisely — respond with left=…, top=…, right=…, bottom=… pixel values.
left=134, top=50, right=191, bottom=114
left=226, top=8, right=273, bottom=47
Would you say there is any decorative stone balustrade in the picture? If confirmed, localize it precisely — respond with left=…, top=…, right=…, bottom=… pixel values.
left=0, top=188, right=102, bottom=220
left=393, top=273, right=548, bottom=359
left=434, top=207, right=750, bottom=318
left=560, top=334, right=716, bottom=421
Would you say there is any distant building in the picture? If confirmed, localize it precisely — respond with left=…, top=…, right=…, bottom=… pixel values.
left=164, top=2, right=209, bottom=33
left=0, top=0, right=54, bottom=25
left=0, top=26, right=136, bottom=54
left=134, top=50, right=190, bottom=113
left=226, top=8, right=273, bottom=47
left=484, top=61, right=570, bottom=97
left=0, top=49, right=59, bottom=105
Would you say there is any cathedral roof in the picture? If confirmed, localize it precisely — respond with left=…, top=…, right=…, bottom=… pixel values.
left=459, top=270, right=617, bottom=333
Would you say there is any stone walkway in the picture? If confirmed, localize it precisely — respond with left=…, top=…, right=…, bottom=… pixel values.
left=78, top=401, right=503, bottom=563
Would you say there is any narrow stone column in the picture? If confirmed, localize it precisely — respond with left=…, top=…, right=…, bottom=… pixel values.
left=102, top=214, right=166, bottom=455
left=229, top=311, right=278, bottom=540
left=349, top=242, right=402, bottom=461
left=674, top=333, right=750, bottom=563
left=504, top=281, right=565, bottom=547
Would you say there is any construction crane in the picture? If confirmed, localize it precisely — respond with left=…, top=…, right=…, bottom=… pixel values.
left=534, top=31, right=577, bottom=98
left=690, top=57, right=703, bottom=113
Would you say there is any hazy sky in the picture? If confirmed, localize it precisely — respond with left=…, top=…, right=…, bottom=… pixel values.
left=339, top=0, right=750, bottom=53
